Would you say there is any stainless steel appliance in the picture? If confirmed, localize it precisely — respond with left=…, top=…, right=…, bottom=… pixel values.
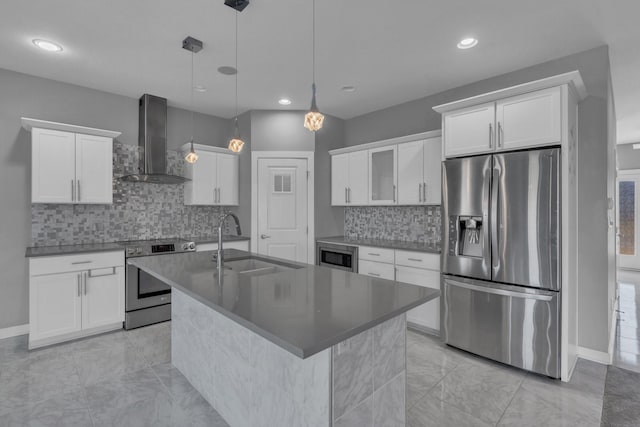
left=441, top=147, right=561, bottom=378
left=124, top=238, right=196, bottom=329
left=120, top=94, right=189, bottom=184
left=316, top=241, right=358, bottom=272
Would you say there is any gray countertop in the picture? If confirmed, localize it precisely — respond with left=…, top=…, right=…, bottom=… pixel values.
left=25, top=235, right=251, bottom=258
left=316, top=236, right=441, bottom=254
left=128, top=249, right=439, bottom=359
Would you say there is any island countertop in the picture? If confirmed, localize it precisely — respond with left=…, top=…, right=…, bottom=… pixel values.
left=128, top=249, right=439, bottom=359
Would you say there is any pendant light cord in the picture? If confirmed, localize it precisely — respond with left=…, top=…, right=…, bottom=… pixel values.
left=190, top=50, right=195, bottom=145
left=235, top=10, right=239, bottom=133
left=312, top=0, right=316, bottom=84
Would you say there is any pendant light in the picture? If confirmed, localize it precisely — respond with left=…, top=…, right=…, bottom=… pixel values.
left=304, top=0, right=324, bottom=131
left=228, top=10, right=245, bottom=153
left=183, top=36, right=203, bottom=164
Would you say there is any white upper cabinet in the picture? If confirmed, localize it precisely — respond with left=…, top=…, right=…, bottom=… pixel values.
left=435, top=73, right=587, bottom=158
left=331, top=151, right=368, bottom=206
left=27, top=119, right=118, bottom=204
left=496, top=86, right=561, bottom=151
left=330, top=130, right=442, bottom=207
left=32, top=128, right=77, bottom=203
left=182, top=144, right=239, bottom=206
left=443, top=102, right=495, bottom=158
left=397, top=136, right=442, bottom=205
left=369, top=145, right=397, bottom=205
left=75, top=133, right=113, bottom=204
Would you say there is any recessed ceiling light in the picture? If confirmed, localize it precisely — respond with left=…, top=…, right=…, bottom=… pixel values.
left=457, top=37, right=478, bottom=49
left=278, top=98, right=292, bottom=106
left=32, top=39, right=63, bottom=52
left=217, top=66, right=237, bottom=75
left=193, top=85, right=207, bottom=92
left=341, top=85, right=356, bottom=93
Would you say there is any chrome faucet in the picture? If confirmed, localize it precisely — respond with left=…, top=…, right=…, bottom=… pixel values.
left=216, top=212, right=242, bottom=270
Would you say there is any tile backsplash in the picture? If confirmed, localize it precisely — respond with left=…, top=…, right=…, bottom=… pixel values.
left=344, top=205, right=441, bottom=243
left=31, top=143, right=231, bottom=246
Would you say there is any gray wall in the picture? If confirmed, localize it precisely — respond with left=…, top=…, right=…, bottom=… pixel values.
left=314, top=115, right=346, bottom=238
left=250, top=110, right=315, bottom=151
left=344, top=45, right=613, bottom=353
left=616, top=144, right=640, bottom=170
left=0, top=67, right=232, bottom=330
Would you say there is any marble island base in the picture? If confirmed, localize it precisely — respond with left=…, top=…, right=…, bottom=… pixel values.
left=172, top=288, right=407, bottom=427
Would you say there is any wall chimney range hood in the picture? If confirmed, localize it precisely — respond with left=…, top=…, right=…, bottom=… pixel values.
left=120, top=94, right=189, bottom=184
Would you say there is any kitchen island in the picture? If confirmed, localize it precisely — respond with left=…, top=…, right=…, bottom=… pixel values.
left=128, top=249, right=438, bottom=427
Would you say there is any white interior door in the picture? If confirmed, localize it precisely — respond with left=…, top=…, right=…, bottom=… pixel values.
left=257, top=158, right=308, bottom=263
left=618, top=172, right=640, bottom=269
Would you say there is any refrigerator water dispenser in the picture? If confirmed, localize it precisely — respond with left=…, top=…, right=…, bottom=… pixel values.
left=448, top=215, right=483, bottom=257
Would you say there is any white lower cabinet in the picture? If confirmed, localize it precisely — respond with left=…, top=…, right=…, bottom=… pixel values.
left=396, top=265, right=440, bottom=333
left=359, top=260, right=395, bottom=280
left=29, top=251, right=124, bottom=349
left=195, top=240, right=250, bottom=253
left=357, top=246, right=440, bottom=334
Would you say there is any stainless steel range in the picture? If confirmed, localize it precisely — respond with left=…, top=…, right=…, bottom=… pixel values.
left=124, top=238, right=196, bottom=329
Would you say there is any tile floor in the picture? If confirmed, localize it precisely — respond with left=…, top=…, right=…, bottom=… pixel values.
left=0, top=321, right=608, bottom=426
left=614, top=270, right=640, bottom=374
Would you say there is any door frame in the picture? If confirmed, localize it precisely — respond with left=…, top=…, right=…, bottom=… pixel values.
left=616, top=168, right=640, bottom=270
left=251, top=151, right=315, bottom=264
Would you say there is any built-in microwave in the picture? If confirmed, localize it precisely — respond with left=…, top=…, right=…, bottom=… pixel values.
left=316, top=242, right=358, bottom=272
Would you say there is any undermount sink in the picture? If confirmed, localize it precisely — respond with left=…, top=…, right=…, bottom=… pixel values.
left=223, top=257, right=302, bottom=277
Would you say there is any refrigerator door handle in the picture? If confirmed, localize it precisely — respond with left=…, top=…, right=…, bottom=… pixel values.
left=446, top=278, right=554, bottom=301
left=482, top=165, right=491, bottom=271
left=491, top=162, right=501, bottom=273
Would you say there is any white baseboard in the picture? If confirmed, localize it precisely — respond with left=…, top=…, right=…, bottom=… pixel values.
left=577, top=346, right=611, bottom=365
left=0, top=324, right=29, bottom=340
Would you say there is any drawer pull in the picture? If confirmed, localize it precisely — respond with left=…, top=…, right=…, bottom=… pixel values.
left=71, top=261, right=93, bottom=265
left=408, top=258, right=423, bottom=262
left=368, top=272, right=380, bottom=277
left=367, top=253, right=380, bottom=256
left=88, top=267, right=117, bottom=277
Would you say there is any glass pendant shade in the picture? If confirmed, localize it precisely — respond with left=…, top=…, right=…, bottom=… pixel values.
left=304, top=83, right=324, bottom=131
left=185, top=140, right=198, bottom=163
left=228, top=138, right=245, bottom=153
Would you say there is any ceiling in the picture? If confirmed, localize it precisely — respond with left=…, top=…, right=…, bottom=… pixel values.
left=1, top=0, right=639, bottom=143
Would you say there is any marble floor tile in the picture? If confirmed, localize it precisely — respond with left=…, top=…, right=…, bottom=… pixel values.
left=601, top=366, right=640, bottom=427
left=126, top=322, right=172, bottom=366
left=406, top=367, right=441, bottom=409
left=407, top=395, right=492, bottom=427
left=84, top=367, right=168, bottom=420
left=497, top=386, right=600, bottom=427
left=72, top=336, right=149, bottom=386
left=0, top=388, right=93, bottom=427
left=427, top=360, right=525, bottom=425
left=0, top=349, right=82, bottom=416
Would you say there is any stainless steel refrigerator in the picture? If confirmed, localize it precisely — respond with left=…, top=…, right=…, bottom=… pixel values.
left=441, top=147, right=561, bottom=378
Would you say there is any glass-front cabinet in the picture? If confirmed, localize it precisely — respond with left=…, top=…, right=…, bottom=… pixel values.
left=368, top=146, right=397, bottom=205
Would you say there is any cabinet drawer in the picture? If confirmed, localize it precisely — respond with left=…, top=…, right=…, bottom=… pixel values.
left=358, top=260, right=395, bottom=280
left=30, top=251, right=124, bottom=276
left=395, top=250, right=439, bottom=270
left=358, top=246, right=395, bottom=264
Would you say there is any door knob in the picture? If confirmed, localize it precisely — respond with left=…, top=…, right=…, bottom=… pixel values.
left=261, top=234, right=271, bottom=239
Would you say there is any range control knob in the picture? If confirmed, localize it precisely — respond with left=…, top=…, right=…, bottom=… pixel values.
left=188, top=242, right=196, bottom=251
left=126, top=248, right=135, bottom=256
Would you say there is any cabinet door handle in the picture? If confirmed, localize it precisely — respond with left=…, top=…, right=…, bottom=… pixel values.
left=423, top=182, right=427, bottom=203
left=368, top=272, right=380, bottom=277
left=489, top=123, right=493, bottom=148
left=345, top=188, right=348, bottom=204
left=368, top=253, right=380, bottom=256
left=498, top=122, right=503, bottom=147
left=419, top=183, right=422, bottom=203
left=393, top=184, right=396, bottom=203
left=83, top=272, right=88, bottom=295
left=71, top=180, right=75, bottom=201
left=348, top=188, right=351, bottom=204
left=408, top=258, right=423, bottom=262
left=77, top=274, right=81, bottom=297
left=71, top=260, right=92, bottom=265
left=77, top=180, right=81, bottom=202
